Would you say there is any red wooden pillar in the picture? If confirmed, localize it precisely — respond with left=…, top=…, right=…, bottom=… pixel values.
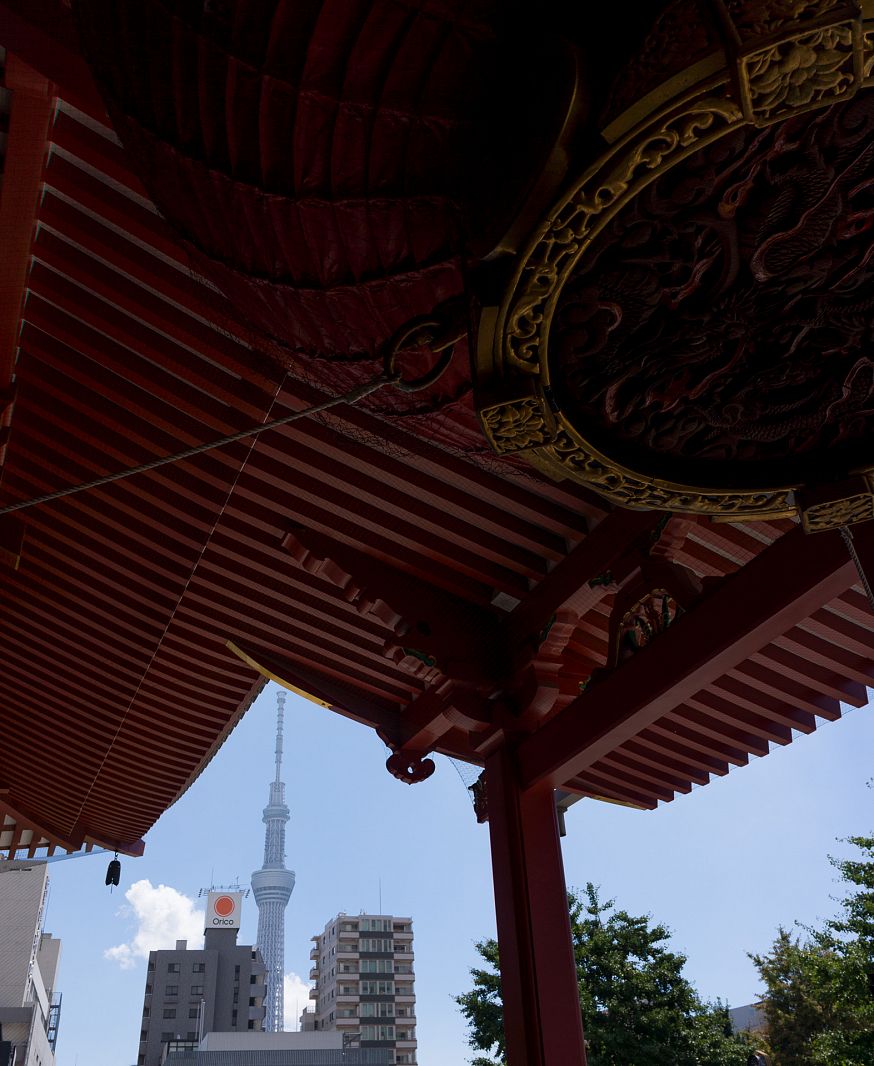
left=485, top=744, right=587, bottom=1066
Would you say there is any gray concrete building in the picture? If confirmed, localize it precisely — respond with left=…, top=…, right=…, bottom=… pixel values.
left=0, top=861, right=62, bottom=1066
left=308, top=914, right=416, bottom=1066
left=137, top=894, right=267, bottom=1066
left=165, top=1031, right=392, bottom=1065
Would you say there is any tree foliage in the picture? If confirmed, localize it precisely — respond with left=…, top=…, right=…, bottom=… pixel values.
left=456, top=884, right=753, bottom=1066
left=751, top=835, right=874, bottom=1066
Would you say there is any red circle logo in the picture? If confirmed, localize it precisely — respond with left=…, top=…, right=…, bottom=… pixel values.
left=214, top=895, right=235, bottom=917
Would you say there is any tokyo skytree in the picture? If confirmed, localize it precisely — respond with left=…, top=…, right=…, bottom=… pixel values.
left=251, top=689, right=296, bottom=1032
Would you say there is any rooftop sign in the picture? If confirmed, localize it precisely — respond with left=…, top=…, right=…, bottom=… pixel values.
left=206, top=891, right=242, bottom=931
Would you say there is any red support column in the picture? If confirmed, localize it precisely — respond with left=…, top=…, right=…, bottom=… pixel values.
left=485, top=745, right=587, bottom=1066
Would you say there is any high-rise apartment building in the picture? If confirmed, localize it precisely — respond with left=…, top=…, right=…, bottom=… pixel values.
left=136, top=892, right=266, bottom=1066
left=308, top=914, right=417, bottom=1066
left=0, top=861, right=62, bottom=1066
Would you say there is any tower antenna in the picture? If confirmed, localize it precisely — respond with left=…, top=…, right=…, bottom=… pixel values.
left=251, top=688, right=296, bottom=1031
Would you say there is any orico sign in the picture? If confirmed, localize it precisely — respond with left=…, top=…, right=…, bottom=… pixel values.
left=205, top=891, right=242, bottom=931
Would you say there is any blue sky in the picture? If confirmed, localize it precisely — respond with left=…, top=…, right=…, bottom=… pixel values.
left=44, top=682, right=873, bottom=1066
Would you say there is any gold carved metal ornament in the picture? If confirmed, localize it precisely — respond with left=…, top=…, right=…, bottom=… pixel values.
left=479, top=397, right=552, bottom=454
left=801, top=493, right=874, bottom=532
left=738, top=23, right=860, bottom=124
left=501, top=92, right=745, bottom=378
left=478, top=0, right=874, bottom=525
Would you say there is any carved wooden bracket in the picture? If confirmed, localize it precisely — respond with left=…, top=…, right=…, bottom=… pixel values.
left=385, top=750, right=436, bottom=784
left=282, top=527, right=505, bottom=686
left=603, top=559, right=704, bottom=671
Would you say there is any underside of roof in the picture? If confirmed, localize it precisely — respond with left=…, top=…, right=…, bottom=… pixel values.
left=0, top=0, right=872, bottom=857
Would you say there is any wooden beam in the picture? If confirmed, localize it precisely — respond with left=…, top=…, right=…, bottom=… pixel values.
left=505, top=509, right=665, bottom=650
left=517, top=524, right=866, bottom=791
left=0, top=0, right=104, bottom=116
left=0, top=55, right=53, bottom=470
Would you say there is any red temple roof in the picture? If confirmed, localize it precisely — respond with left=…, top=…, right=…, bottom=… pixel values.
left=1, top=1, right=872, bottom=860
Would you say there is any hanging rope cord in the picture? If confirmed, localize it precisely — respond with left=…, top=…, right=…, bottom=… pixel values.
left=840, top=524, right=874, bottom=613
left=0, top=321, right=461, bottom=518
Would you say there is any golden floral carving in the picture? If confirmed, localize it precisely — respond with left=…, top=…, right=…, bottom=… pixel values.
left=862, top=28, right=874, bottom=83
left=479, top=398, right=551, bottom=453
left=741, top=24, right=858, bottom=123
left=800, top=492, right=874, bottom=532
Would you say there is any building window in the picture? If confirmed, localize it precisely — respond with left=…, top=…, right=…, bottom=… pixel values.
left=233, top=991, right=239, bottom=1003
left=360, top=1024, right=396, bottom=1041
left=248, top=1021, right=254, bottom=1030
left=250, top=974, right=257, bottom=984
left=360, top=1003, right=376, bottom=1017
left=143, top=1008, right=150, bottom=1018
left=192, top=963, right=205, bottom=974
left=140, top=1031, right=147, bottom=1041
left=166, top=986, right=178, bottom=997
left=379, top=1002, right=395, bottom=1017
left=360, top=937, right=393, bottom=952
left=232, top=1011, right=238, bottom=1026
left=162, top=1009, right=176, bottom=1019
left=362, top=959, right=393, bottom=974
left=138, top=1057, right=145, bottom=1065
left=190, top=985, right=204, bottom=996
left=167, top=963, right=180, bottom=974
left=234, top=966, right=240, bottom=976
left=189, top=1008, right=199, bottom=1019
left=160, top=1032, right=174, bottom=1041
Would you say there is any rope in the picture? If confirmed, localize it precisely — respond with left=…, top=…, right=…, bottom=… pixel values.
left=0, top=375, right=389, bottom=517
left=840, top=524, right=874, bottom=613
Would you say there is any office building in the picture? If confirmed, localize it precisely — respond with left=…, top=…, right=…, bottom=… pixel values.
left=309, top=914, right=416, bottom=1065
left=0, top=861, right=62, bottom=1066
left=251, top=691, right=296, bottom=1032
left=136, top=892, right=266, bottom=1066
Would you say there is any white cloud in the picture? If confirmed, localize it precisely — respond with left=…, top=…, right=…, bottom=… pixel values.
left=104, top=879, right=205, bottom=969
left=283, top=972, right=313, bottom=1031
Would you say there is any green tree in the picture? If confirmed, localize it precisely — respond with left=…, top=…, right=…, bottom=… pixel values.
left=751, top=835, right=874, bottom=1066
left=456, top=884, right=753, bottom=1066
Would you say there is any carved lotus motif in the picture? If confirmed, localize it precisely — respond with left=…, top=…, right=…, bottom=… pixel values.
left=745, top=27, right=856, bottom=117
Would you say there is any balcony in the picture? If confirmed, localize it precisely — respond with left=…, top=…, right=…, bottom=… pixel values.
left=392, top=929, right=413, bottom=940
left=309, top=968, right=319, bottom=980
left=309, top=947, right=319, bottom=961
left=337, top=992, right=358, bottom=1003
left=308, top=988, right=318, bottom=1001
